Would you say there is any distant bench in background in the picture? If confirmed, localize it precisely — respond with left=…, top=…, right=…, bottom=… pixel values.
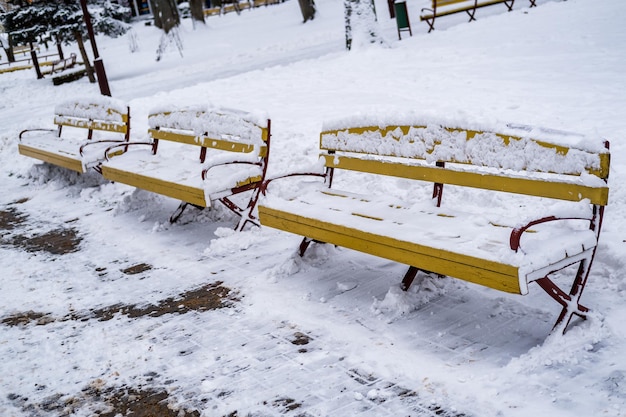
left=50, top=53, right=77, bottom=74
left=18, top=97, right=131, bottom=174
left=258, top=116, right=610, bottom=334
left=98, top=105, right=271, bottom=229
left=420, top=0, right=515, bottom=32
left=0, top=51, right=61, bottom=74
left=203, top=0, right=282, bottom=16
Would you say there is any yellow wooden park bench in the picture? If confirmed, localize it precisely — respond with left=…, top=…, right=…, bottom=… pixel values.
left=98, top=105, right=271, bottom=229
left=420, top=0, right=514, bottom=32
left=222, top=0, right=251, bottom=14
left=252, top=0, right=281, bottom=7
left=258, top=117, right=610, bottom=333
left=18, top=97, right=131, bottom=174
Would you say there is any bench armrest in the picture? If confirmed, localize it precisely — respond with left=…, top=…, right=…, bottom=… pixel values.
left=79, top=139, right=130, bottom=156
left=201, top=160, right=262, bottom=180
left=103, top=141, right=154, bottom=160
left=510, top=216, right=593, bottom=253
left=259, top=172, right=328, bottom=196
left=19, top=128, right=56, bottom=140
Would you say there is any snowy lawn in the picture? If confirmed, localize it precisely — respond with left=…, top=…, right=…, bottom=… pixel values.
left=1, top=0, right=625, bottom=416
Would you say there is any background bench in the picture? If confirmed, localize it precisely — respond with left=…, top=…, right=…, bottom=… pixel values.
left=421, top=0, right=514, bottom=32
left=18, top=97, right=131, bottom=173
left=50, top=52, right=77, bottom=74
left=258, top=116, right=610, bottom=333
left=99, top=105, right=271, bottom=229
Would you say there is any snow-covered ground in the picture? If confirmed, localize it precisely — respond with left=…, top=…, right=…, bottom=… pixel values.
left=1, top=0, right=625, bottom=415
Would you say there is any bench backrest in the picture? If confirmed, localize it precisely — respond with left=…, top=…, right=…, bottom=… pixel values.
left=433, top=0, right=471, bottom=7
left=54, top=98, right=130, bottom=140
left=319, top=120, right=610, bottom=206
left=148, top=106, right=270, bottom=163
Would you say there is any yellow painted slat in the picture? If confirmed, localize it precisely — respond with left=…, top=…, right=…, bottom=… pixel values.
left=434, top=0, right=472, bottom=7
left=101, top=166, right=208, bottom=207
left=204, top=7, right=221, bottom=15
left=322, top=155, right=609, bottom=205
left=149, top=129, right=263, bottom=154
left=54, top=116, right=129, bottom=134
left=258, top=205, right=522, bottom=294
left=18, top=144, right=84, bottom=173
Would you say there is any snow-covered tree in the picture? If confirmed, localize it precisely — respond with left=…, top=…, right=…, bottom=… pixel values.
left=1, top=0, right=131, bottom=79
left=149, top=0, right=183, bottom=61
left=344, top=0, right=380, bottom=50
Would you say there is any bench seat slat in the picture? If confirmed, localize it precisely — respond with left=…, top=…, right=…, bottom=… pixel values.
left=101, top=143, right=264, bottom=207
left=18, top=141, right=85, bottom=173
left=101, top=165, right=209, bottom=207
left=261, top=205, right=521, bottom=293
left=259, top=188, right=598, bottom=295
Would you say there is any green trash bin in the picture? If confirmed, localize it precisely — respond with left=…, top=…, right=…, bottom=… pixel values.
left=394, top=0, right=412, bottom=40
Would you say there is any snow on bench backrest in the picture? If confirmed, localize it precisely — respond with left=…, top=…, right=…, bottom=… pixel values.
left=320, top=116, right=609, bottom=180
left=54, top=96, right=129, bottom=134
left=148, top=104, right=269, bottom=156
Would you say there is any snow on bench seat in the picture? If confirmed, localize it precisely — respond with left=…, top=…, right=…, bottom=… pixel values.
left=260, top=188, right=598, bottom=295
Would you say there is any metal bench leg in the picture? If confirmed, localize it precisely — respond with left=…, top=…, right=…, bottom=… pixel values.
left=170, top=202, right=189, bottom=223
left=170, top=202, right=204, bottom=223
left=535, top=257, right=592, bottom=334
left=234, top=187, right=263, bottom=232
left=401, top=267, right=445, bottom=291
left=465, top=8, right=477, bottom=22
left=401, top=266, right=419, bottom=290
left=299, top=237, right=312, bottom=256
left=424, top=17, right=436, bottom=32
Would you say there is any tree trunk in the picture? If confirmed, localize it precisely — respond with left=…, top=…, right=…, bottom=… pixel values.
left=151, top=0, right=180, bottom=33
left=55, top=35, right=64, bottom=60
left=189, top=0, right=206, bottom=26
left=74, top=31, right=96, bottom=83
left=6, top=34, right=15, bottom=63
left=29, top=42, right=43, bottom=79
left=344, top=0, right=379, bottom=50
left=297, top=0, right=316, bottom=23
left=149, top=0, right=163, bottom=28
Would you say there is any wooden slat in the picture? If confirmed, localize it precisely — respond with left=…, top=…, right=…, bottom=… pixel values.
left=322, top=155, right=610, bottom=205
left=148, top=129, right=258, bottom=153
left=434, top=0, right=472, bottom=7
left=204, top=6, right=221, bottom=15
left=258, top=205, right=522, bottom=294
left=54, top=116, right=129, bottom=134
left=18, top=143, right=84, bottom=173
left=100, top=165, right=208, bottom=207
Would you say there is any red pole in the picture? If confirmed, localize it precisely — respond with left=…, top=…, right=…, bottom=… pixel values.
left=79, top=0, right=111, bottom=96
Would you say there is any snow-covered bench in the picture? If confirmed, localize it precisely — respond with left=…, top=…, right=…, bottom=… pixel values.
left=18, top=97, right=131, bottom=173
left=420, top=0, right=514, bottom=32
left=50, top=53, right=77, bottom=74
left=98, top=105, right=271, bottom=229
left=257, top=116, right=610, bottom=333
